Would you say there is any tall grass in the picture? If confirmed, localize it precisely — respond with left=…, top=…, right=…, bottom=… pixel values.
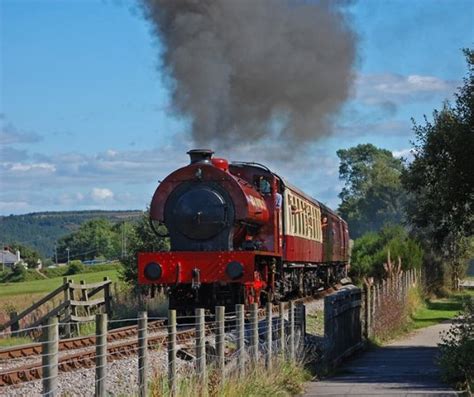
left=149, top=357, right=311, bottom=397
left=372, top=285, right=423, bottom=343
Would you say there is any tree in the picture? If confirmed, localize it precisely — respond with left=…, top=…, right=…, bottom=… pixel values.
left=350, top=225, right=423, bottom=280
left=56, top=219, right=121, bottom=262
left=337, top=143, right=406, bottom=238
left=120, top=211, right=169, bottom=294
left=402, top=49, right=474, bottom=289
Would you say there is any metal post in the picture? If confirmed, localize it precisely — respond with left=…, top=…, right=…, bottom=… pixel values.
left=95, top=313, right=107, bottom=397
left=195, top=308, right=206, bottom=383
left=215, top=306, right=225, bottom=376
left=265, top=302, right=273, bottom=369
left=138, top=311, right=148, bottom=397
left=236, top=304, right=245, bottom=375
left=168, top=309, right=176, bottom=396
left=250, top=303, right=258, bottom=364
left=279, top=302, right=285, bottom=358
left=289, top=301, right=295, bottom=360
left=42, top=316, right=59, bottom=397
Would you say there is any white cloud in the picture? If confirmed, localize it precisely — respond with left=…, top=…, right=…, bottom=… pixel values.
left=392, top=148, right=416, bottom=162
left=91, top=188, right=114, bottom=201
left=355, top=73, right=457, bottom=107
left=9, top=162, right=56, bottom=172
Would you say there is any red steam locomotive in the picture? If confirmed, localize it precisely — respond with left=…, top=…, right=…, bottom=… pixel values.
left=138, top=149, right=350, bottom=310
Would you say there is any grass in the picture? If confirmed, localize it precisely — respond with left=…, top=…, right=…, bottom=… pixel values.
left=306, top=309, right=324, bottom=335
left=0, top=336, right=33, bottom=348
left=0, top=269, right=121, bottom=319
left=0, top=269, right=120, bottom=299
left=149, top=358, right=311, bottom=397
left=409, top=288, right=473, bottom=330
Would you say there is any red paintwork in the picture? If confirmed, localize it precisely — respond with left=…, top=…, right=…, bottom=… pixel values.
left=138, top=251, right=275, bottom=299
left=284, top=235, right=323, bottom=263
left=150, top=163, right=269, bottom=227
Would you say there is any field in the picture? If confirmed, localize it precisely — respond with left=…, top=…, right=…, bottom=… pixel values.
left=0, top=269, right=121, bottom=319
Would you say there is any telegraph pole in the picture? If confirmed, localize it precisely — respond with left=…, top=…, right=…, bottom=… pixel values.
left=66, top=247, right=70, bottom=264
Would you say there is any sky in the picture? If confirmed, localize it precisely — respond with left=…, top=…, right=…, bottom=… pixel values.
left=0, top=0, right=473, bottom=215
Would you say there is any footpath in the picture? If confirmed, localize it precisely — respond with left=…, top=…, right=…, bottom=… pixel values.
left=304, top=322, right=460, bottom=396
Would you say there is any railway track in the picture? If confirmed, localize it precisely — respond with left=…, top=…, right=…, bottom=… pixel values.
left=0, top=326, right=201, bottom=386
left=0, top=319, right=166, bottom=360
left=1, top=286, right=341, bottom=387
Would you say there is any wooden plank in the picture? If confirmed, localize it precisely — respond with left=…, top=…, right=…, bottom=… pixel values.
left=68, top=280, right=112, bottom=290
left=70, top=314, right=96, bottom=322
left=0, top=284, right=68, bottom=331
left=70, top=298, right=105, bottom=307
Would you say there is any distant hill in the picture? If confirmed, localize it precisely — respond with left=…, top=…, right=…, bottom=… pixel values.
left=0, top=210, right=143, bottom=258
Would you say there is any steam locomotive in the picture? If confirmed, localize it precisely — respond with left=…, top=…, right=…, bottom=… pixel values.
left=138, top=149, right=350, bottom=310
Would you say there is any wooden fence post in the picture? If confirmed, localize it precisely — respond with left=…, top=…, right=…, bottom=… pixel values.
left=215, top=306, right=225, bottom=376
left=95, top=313, right=107, bottom=397
left=289, top=301, right=295, bottom=361
left=42, top=316, right=59, bottom=397
left=296, top=303, right=306, bottom=336
left=279, top=302, right=285, bottom=358
left=265, top=302, right=272, bottom=370
left=236, top=304, right=245, bottom=376
left=168, top=309, right=177, bottom=396
left=195, top=308, right=206, bottom=384
left=103, top=276, right=111, bottom=316
left=250, top=303, right=258, bottom=364
left=63, top=277, right=71, bottom=338
left=364, top=285, right=371, bottom=339
left=9, top=311, right=19, bottom=337
left=138, top=311, right=148, bottom=397
left=370, top=285, right=375, bottom=337
left=80, top=280, right=90, bottom=320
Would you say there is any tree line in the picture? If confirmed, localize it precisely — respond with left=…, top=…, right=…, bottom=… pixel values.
left=340, top=49, right=473, bottom=290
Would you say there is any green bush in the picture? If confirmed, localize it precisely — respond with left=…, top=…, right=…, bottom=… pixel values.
left=350, top=225, right=424, bottom=280
left=66, top=260, right=86, bottom=275
left=6, top=265, right=28, bottom=282
left=438, top=297, right=474, bottom=392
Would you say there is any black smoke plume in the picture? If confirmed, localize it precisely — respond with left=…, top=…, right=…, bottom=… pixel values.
left=140, top=0, right=357, bottom=148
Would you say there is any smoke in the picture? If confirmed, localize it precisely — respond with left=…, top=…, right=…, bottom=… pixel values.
left=140, top=0, right=357, bottom=148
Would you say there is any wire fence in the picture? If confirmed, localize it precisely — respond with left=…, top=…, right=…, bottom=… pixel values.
left=0, top=301, right=307, bottom=397
left=363, top=267, right=419, bottom=341
left=0, top=269, right=420, bottom=396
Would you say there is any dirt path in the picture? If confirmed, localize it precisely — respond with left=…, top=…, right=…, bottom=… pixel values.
left=304, top=322, right=459, bottom=396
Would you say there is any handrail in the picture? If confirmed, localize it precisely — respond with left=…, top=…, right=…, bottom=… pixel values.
left=0, top=283, right=68, bottom=331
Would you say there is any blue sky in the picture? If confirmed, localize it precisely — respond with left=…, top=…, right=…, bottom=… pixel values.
left=1, top=0, right=473, bottom=215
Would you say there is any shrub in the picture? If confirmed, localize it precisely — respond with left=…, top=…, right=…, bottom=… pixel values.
left=8, top=264, right=28, bottom=282
left=66, top=260, right=86, bottom=275
left=438, top=297, right=474, bottom=392
left=350, top=225, right=424, bottom=280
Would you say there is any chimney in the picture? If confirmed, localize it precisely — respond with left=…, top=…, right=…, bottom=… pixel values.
left=16, top=250, right=20, bottom=262
left=187, top=149, right=214, bottom=164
